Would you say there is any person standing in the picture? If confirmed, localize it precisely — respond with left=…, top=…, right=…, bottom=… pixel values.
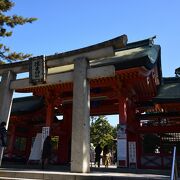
left=41, top=136, right=52, bottom=169
left=0, top=121, right=7, bottom=166
left=0, top=122, right=7, bottom=148
left=90, top=143, right=95, bottom=167
left=95, top=144, right=102, bottom=167
left=103, top=145, right=110, bottom=168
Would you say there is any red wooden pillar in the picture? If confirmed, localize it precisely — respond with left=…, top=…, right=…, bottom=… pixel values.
left=117, top=96, right=128, bottom=167
left=118, top=96, right=139, bottom=168
left=46, top=103, right=54, bottom=127
left=64, top=107, right=72, bottom=163
left=58, top=107, right=72, bottom=164
left=58, top=108, right=68, bottom=164
left=45, top=91, right=56, bottom=132
left=126, top=100, right=139, bottom=168
left=25, top=124, right=34, bottom=161
left=118, top=96, right=128, bottom=124
left=136, top=132, right=142, bottom=168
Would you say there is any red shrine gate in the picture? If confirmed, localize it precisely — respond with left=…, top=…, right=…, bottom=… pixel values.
left=0, top=35, right=180, bottom=170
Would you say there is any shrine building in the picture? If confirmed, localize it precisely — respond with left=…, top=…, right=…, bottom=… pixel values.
left=0, top=35, right=179, bottom=172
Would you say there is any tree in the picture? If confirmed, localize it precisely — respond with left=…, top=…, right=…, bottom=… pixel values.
left=0, top=0, right=37, bottom=63
left=90, top=116, right=116, bottom=149
left=175, top=67, right=180, bottom=77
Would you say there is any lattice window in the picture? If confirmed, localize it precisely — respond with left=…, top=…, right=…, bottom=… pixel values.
left=162, top=133, right=180, bottom=142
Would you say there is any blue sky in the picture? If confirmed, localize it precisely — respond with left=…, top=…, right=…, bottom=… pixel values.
left=4, top=0, right=180, bottom=126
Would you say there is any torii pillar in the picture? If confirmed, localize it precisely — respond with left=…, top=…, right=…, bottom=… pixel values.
left=71, top=57, right=90, bottom=173
left=0, top=71, right=16, bottom=166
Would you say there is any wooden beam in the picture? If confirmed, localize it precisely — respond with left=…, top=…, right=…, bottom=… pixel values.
left=138, top=125, right=180, bottom=133
left=10, top=65, right=115, bottom=90
left=136, top=111, right=180, bottom=119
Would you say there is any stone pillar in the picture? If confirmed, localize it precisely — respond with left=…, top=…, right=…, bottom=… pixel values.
left=71, top=57, right=90, bottom=173
left=0, top=71, right=16, bottom=166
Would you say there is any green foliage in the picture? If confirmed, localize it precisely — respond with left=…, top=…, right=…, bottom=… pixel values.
left=175, top=67, right=180, bottom=77
left=90, top=116, right=117, bottom=149
left=0, top=0, right=37, bottom=63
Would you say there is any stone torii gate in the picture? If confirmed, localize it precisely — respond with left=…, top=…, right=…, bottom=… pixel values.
left=0, top=35, right=127, bottom=172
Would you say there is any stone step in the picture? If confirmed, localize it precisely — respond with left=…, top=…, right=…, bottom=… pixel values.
left=0, top=177, right=41, bottom=180
left=0, top=169, right=170, bottom=180
left=0, top=164, right=172, bottom=180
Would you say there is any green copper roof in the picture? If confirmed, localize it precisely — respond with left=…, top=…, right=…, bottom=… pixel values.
left=153, top=77, right=180, bottom=103
left=11, top=96, right=44, bottom=115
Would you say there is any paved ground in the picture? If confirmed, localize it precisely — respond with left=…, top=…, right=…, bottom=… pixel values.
left=0, top=163, right=172, bottom=180
left=0, top=169, right=171, bottom=180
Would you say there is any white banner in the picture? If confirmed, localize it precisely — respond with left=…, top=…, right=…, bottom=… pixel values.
left=41, top=127, right=50, bottom=150
left=28, top=133, right=42, bottom=161
left=128, top=141, right=137, bottom=168
left=117, top=124, right=127, bottom=167
left=117, top=139, right=127, bottom=160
